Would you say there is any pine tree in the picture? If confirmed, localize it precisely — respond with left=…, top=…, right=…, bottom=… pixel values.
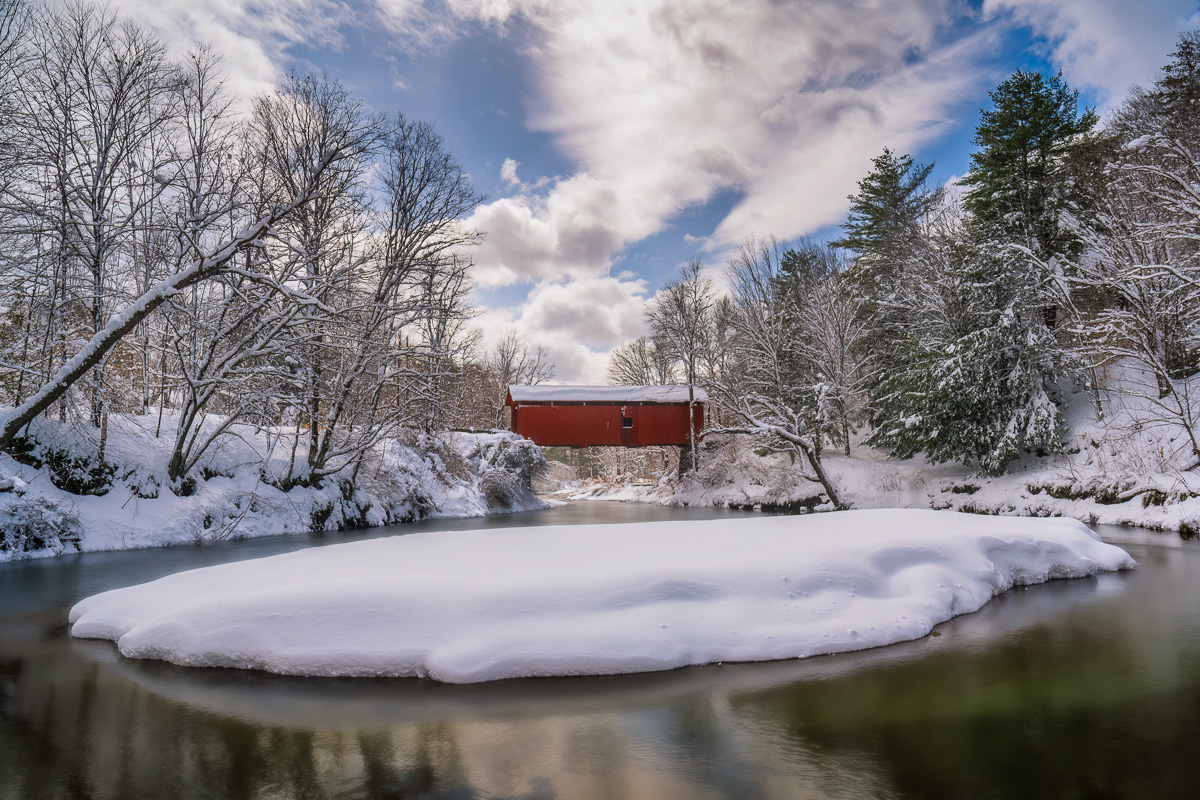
left=833, top=151, right=943, bottom=410
left=867, top=226, right=1067, bottom=474
left=831, top=148, right=942, bottom=261
left=1152, top=27, right=1200, bottom=133
left=961, top=70, right=1100, bottom=261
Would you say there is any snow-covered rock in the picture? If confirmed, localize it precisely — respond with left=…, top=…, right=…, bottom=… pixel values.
left=69, top=509, right=1134, bottom=684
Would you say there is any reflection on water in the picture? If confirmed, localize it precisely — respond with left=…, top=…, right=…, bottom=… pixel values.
left=2, top=506, right=1199, bottom=799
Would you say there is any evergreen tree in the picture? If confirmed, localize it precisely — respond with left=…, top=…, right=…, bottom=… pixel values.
left=867, top=226, right=1067, bottom=474
left=831, top=148, right=942, bottom=261
left=961, top=70, right=1100, bottom=261
left=1152, top=27, right=1200, bottom=132
left=833, top=151, right=943, bottom=410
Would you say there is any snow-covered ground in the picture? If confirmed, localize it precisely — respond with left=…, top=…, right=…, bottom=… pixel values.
left=69, top=509, right=1134, bottom=684
left=560, top=376, right=1200, bottom=535
left=0, top=412, right=548, bottom=562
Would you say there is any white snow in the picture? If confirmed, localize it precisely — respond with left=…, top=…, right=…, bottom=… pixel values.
left=508, top=385, right=708, bottom=404
left=69, top=509, right=1134, bottom=684
left=0, top=413, right=548, bottom=562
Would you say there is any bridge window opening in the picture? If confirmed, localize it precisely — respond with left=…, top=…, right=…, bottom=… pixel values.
left=622, top=416, right=633, bottom=429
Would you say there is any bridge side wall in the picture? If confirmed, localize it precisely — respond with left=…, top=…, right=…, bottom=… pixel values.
left=510, top=403, right=703, bottom=447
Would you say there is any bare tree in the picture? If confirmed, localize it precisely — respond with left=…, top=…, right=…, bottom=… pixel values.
left=374, top=116, right=484, bottom=440
left=0, top=3, right=494, bottom=498
left=645, top=256, right=713, bottom=473
left=1051, top=87, right=1200, bottom=470
left=485, top=329, right=554, bottom=427
left=607, top=336, right=676, bottom=386
left=17, top=2, right=179, bottom=442
left=0, top=0, right=27, bottom=167
left=713, top=236, right=846, bottom=508
left=411, top=253, right=479, bottom=435
left=0, top=67, right=382, bottom=451
left=779, top=241, right=871, bottom=456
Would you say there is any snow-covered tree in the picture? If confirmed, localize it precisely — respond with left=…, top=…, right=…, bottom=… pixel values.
left=1057, top=28, right=1200, bottom=470
left=483, top=330, right=554, bottom=428
left=645, top=256, right=714, bottom=473
left=19, top=2, right=178, bottom=435
left=832, top=147, right=942, bottom=265
left=868, top=221, right=1068, bottom=474
left=607, top=336, right=676, bottom=386
left=712, top=236, right=845, bottom=508
left=0, top=59, right=382, bottom=453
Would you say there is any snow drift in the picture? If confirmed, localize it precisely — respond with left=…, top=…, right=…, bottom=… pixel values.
left=69, top=509, right=1135, bottom=684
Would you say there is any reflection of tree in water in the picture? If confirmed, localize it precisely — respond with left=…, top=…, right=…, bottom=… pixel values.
left=4, top=643, right=581, bottom=800
left=655, top=698, right=770, bottom=799
left=356, top=725, right=478, bottom=800
left=734, top=622, right=1200, bottom=800
left=0, top=647, right=462, bottom=799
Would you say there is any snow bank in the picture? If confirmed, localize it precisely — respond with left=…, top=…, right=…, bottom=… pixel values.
left=69, top=509, right=1134, bottom=684
left=0, top=412, right=549, bottom=562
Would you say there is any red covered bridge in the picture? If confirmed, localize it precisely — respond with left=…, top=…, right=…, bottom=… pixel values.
left=505, top=385, right=706, bottom=448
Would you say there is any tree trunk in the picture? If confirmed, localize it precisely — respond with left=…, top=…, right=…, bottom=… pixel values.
left=686, top=382, right=698, bottom=474
left=796, top=440, right=846, bottom=510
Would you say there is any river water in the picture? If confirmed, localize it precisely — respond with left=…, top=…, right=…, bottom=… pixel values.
left=1, top=502, right=1197, bottom=799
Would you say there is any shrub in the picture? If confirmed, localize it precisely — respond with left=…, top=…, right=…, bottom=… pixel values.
left=0, top=497, right=82, bottom=556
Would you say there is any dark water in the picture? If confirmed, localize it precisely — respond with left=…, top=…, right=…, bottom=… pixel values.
left=1, top=505, right=1198, bottom=800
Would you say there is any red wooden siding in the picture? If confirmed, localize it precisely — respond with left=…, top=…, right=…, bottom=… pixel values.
left=509, top=402, right=702, bottom=447
left=511, top=405, right=622, bottom=447
left=629, top=403, right=703, bottom=446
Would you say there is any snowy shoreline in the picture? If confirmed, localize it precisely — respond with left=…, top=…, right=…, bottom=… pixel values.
left=558, top=445, right=1200, bottom=537
left=68, top=509, right=1135, bottom=684
left=0, top=413, right=550, bottom=562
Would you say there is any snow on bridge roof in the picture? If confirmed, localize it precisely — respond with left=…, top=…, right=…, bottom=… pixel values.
left=507, top=385, right=708, bottom=404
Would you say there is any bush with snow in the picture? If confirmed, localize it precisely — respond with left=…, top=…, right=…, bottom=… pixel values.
left=0, top=495, right=81, bottom=556
left=451, top=432, right=548, bottom=511
left=0, top=412, right=548, bottom=561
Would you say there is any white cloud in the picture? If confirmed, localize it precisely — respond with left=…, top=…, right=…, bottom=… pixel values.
left=467, top=170, right=664, bottom=287
left=386, top=0, right=997, bottom=289
left=104, top=0, right=356, bottom=97
left=474, top=275, right=651, bottom=383
left=942, top=173, right=966, bottom=210
left=100, top=0, right=1199, bottom=378
left=984, top=0, right=1199, bottom=107
left=499, top=157, right=521, bottom=187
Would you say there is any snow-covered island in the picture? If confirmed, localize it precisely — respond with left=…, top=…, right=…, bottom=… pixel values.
left=69, top=509, right=1135, bottom=684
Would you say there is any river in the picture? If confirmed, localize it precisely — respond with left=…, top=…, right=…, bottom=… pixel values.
left=1, top=502, right=1198, bottom=799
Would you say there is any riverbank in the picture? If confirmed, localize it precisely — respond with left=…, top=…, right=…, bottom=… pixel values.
left=557, top=377, right=1200, bottom=535
left=559, top=437, right=1200, bottom=536
left=0, top=412, right=549, bottom=562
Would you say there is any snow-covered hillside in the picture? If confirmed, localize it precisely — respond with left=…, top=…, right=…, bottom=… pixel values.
left=0, top=413, right=548, bottom=562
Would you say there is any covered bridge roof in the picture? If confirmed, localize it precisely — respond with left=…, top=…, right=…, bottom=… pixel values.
left=506, top=385, right=707, bottom=404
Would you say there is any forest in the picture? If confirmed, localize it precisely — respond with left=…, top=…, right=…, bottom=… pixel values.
left=612, top=27, right=1200, bottom=515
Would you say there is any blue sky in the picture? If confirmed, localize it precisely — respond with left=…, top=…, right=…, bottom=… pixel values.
left=107, top=0, right=1199, bottom=381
